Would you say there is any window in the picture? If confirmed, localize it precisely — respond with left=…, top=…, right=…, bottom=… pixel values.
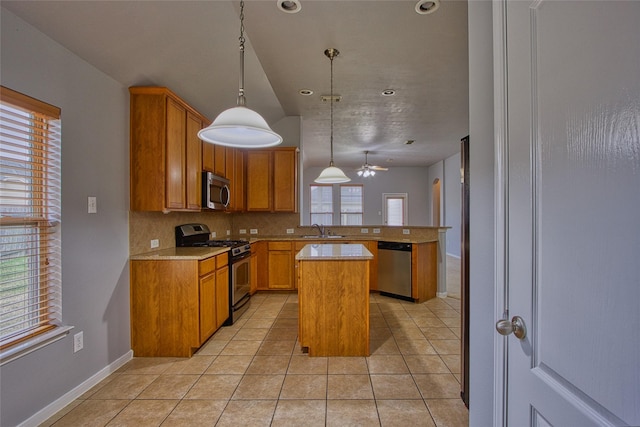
left=0, top=86, right=62, bottom=351
left=383, top=193, right=408, bottom=226
left=340, top=185, right=363, bottom=225
left=310, top=185, right=333, bottom=225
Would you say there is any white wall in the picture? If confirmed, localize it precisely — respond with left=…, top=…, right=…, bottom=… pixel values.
left=301, top=166, right=431, bottom=226
left=468, top=1, right=496, bottom=425
left=0, top=9, right=131, bottom=426
left=444, top=152, right=462, bottom=257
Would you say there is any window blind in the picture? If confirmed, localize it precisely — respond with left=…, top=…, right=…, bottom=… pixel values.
left=340, top=185, right=363, bottom=225
left=0, top=86, right=62, bottom=349
left=310, top=184, right=333, bottom=225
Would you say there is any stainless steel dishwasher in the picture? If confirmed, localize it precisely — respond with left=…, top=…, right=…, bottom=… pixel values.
left=377, top=241, right=413, bottom=301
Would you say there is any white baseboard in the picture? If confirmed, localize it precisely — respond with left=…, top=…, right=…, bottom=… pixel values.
left=19, top=350, right=133, bottom=427
left=437, top=291, right=448, bottom=298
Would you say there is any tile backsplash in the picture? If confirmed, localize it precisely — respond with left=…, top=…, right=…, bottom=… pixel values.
left=130, top=210, right=445, bottom=255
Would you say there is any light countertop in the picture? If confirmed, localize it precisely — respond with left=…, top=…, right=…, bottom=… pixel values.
left=130, top=246, right=229, bottom=261
left=295, top=243, right=373, bottom=261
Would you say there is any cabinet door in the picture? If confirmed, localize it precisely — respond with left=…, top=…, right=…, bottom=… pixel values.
left=226, top=148, right=245, bottom=212
left=216, top=265, right=229, bottom=328
left=246, top=150, right=272, bottom=211
left=268, top=242, right=294, bottom=289
left=186, top=112, right=202, bottom=210
left=202, top=142, right=213, bottom=172
left=165, top=98, right=187, bottom=209
left=273, top=149, right=297, bottom=212
left=214, top=145, right=226, bottom=178
left=199, top=272, right=216, bottom=344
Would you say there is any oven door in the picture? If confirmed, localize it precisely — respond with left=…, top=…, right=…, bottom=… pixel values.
left=231, top=253, right=250, bottom=306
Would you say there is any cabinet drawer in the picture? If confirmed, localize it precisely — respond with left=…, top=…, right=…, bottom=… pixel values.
left=199, top=257, right=217, bottom=276
left=216, top=253, right=228, bottom=268
left=268, top=241, right=292, bottom=251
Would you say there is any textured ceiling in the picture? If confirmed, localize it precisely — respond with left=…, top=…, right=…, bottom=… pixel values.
left=2, top=0, right=468, bottom=169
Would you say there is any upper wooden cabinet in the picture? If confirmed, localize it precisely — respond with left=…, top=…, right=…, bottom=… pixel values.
left=130, top=87, right=208, bottom=212
left=226, top=148, right=245, bottom=212
left=246, top=147, right=298, bottom=212
left=202, top=142, right=227, bottom=178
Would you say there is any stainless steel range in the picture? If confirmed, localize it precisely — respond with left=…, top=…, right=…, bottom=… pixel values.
left=175, top=224, right=251, bottom=325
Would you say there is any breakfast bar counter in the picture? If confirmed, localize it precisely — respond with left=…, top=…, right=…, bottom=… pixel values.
left=295, top=244, right=373, bottom=356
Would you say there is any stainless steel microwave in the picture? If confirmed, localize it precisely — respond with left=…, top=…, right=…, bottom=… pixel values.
left=202, top=172, right=230, bottom=210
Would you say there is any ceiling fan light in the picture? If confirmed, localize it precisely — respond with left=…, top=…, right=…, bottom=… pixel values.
left=315, top=165, right=351, bottom=183
left=370, top=170, right=375, bottom=176
left=357, top=170, right=363, bottom=177
left=198, top=106, right=283, bottom=148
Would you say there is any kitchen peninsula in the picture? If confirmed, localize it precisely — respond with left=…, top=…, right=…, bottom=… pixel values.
left=296, top=243, right=373, bottom=356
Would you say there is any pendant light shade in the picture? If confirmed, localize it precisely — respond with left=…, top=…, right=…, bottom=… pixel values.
left=198, top=106, right=282, bottom=148
left=316, top=164, right=351, bottom=183
left=315, top=48, right=350, bottom=184
left=198, top=1, right=282, bottom=148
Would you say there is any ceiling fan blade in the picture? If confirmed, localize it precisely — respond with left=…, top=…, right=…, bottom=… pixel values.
left=370, top=165, right=388, bottom=171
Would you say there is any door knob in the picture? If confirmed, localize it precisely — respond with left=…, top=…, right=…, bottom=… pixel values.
left=495, top=316, right=527, bottom=340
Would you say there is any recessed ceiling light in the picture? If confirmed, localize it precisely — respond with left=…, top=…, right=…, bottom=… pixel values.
left=405, top=140, right=415, bottom=145
left=382, top=89, right=396, bottom=96
left=277, top=0, right=302, bottom=14
left=299, top=89, right=313, bottom=96
left=415, top=0, right=440, bottom=15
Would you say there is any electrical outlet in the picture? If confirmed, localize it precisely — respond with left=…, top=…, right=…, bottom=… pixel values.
left=239, top=229, right=247, bottom=234
left=250, top=229, right=258, bottom=234
left=403, top=229, right=410, bottom=235
left=87, top=196, right=97, bottom=214
left=286, top=228, right=294, bottom=234
left=360, top=228, right=369, bottom=234
left=373, top=228, right=381, bottom=234
left=226, top=230, right=231, bottom=236
left=73, top=331, right=83, bottom=353
left=150, top=239, right=159, bottom=249
left=211, top=231, right=216, bottom=238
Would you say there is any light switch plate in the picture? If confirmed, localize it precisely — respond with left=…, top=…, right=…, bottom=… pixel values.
left=373, top=228, right=381, bottom=234
left=286, top=228, right=294, bottom=234
left=403, top=229, right=410, bottom=235
left=239, top=229, right=247, bottom=234
left=360, top=228, right=369, bottom=234
left=87, top=196, right=97, bottom=214
left=250, top=229, right=258, bottom=234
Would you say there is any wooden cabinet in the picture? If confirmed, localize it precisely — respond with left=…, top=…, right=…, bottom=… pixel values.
left=202, top=143, right=226, bottom=178
left=130, top=252, right=228, bottom=357
left=253, top=241, right=269, bottom=291
left=268, top=241, right=295, bottom=290
left=298, top=255, right=370, bottom=356
left=130, top=87, right=207, bottom=212
left=411, top=242, right=438, bottom=302
left=227, top=148, right=245, bottom=212
left=246, top=147, right=298, bottom=212
left=215, top=257, right=229, bottom=328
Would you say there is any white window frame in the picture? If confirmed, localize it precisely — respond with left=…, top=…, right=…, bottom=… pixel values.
left=382, top=193, right=408, bottom=226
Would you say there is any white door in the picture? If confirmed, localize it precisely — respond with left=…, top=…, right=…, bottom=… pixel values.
left=496, top=1, right=640, bottom=425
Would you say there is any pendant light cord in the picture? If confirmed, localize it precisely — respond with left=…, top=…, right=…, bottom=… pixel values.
left=329, top=51, right=335, bottom=166
left=238, top=0, right=246, bottom=106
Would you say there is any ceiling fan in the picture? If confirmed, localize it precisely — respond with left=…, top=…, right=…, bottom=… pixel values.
left=356, top=151, right=388, bottom=177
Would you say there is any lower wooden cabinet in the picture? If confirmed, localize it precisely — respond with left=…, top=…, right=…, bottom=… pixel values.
left=268, top=241, right=295, bottom=290
left=130, top=253, right=228, bottom=357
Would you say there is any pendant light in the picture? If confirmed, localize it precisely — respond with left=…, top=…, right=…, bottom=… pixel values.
left=315, top=48, right=351, bottom=183
left=198, top=1, right=283, bottom=148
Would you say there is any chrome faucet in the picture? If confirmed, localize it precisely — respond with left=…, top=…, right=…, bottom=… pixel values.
left=312, top=223, right=325, bottom=237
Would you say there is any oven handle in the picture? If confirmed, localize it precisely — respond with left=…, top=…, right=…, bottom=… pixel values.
left=231, top=251, right=251, bottom=263
left=233, top=293, right=251, bottom=312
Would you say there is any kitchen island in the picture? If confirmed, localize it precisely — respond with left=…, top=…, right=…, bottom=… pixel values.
left=295, top=243, right=373, bottom=356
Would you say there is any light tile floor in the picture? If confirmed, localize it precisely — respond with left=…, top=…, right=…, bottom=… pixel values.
left=43, top=292, right=468, bottom=426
